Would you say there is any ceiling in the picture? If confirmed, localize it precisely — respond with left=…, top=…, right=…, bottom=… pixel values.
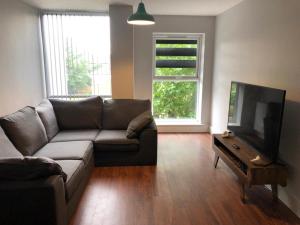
left=21, top=0, right=243, bottom=16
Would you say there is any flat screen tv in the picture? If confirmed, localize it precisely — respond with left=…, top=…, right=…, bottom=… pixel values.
left=227, top=82, right=286, bottom=162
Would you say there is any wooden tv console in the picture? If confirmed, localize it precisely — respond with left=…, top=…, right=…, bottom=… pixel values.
left=212, top=134, right=287, bottom=203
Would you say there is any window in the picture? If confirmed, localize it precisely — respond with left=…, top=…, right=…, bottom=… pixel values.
left=41, top=13, right=111, bottom=99
left=152, top=33, right=204, bottom=123
left=229, top=83, right=238, bottom=123
left=228, top=83, right=244, bottom=126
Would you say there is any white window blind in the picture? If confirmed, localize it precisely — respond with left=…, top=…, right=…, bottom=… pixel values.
left=41, top=13, right=111, bottom=99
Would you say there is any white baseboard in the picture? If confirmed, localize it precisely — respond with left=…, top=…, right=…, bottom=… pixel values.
left=264, top=185, right=300, bottom=217
left=278, top=186, right=300, bottom=217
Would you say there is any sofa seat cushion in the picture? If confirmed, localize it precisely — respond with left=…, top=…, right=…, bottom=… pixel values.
left=0, top=107, right=48, bottom=156
left=94, top=130, right=139, bottom=152
left=56, top=160, right=85, bottom=200
left=50, top=130, right=99, bottom=142
left=36, top=99, right=60, bottom=141
left=34, top=141, right=93, bottom=165
left=0, top=127, right=23, bottom=158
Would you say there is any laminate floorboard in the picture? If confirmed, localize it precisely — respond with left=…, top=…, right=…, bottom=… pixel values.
left=70, top=134, right=300, bottom=225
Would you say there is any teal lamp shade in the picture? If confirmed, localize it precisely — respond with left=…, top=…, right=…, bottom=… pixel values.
left=127, top=2, right=155, bottom=25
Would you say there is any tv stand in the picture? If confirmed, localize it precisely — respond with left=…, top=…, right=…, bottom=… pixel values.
left=212, top=134, right=287, bottom=203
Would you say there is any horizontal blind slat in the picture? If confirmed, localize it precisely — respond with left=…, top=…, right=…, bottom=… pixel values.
left=156, top=60, right=196, bottom=68
left=156, top=48, right=197, bottom=56
left=156, top=39, right=197, bottom=44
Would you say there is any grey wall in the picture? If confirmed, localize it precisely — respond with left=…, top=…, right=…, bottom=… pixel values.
left=212, top=0, right=300, bottom=216
left=134, top=15, right=215, bottom=127
left=0, top=0, right=44, bottom=116
left=109, top=4, right=134, bottom=99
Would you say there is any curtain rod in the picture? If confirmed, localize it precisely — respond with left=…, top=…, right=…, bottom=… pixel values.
left=40, top=10, right=108, bottom=16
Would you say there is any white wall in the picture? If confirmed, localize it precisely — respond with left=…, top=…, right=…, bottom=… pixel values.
left=134, top=15, right=215, bottom=129
left=0, top=0, right=44, bottom=117
left=212, top=0, right=300, bottom=216
left=109, top=4, right=134, bottom=99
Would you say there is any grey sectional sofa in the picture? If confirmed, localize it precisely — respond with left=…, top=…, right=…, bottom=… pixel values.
left=0, top=97, right=157, bottom=225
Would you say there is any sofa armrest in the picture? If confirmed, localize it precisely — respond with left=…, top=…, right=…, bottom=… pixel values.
left=138, top=120, right=158, bottom=165
left=145, top=120, right=157, bottom=131
left=0, top=175, right=67, bottom=225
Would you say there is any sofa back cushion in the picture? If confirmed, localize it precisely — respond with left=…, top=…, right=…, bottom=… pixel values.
left=0, top=107, right=48, bottom=156
left=103, top=99, right=151, bottom=130
left=49, top=96, right=103, bottom=130
left=0, top=127, right=23, bottom=158
left=36, top=99, right=59, bottom=140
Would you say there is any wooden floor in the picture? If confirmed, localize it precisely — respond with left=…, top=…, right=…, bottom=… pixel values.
left=70, top=134, right=300, bottom=225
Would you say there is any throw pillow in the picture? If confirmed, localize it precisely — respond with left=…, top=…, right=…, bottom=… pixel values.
left=126, top=111, right=153, bottom=138
left=0, top=107, right=48, bottom=156
left=0, top=126, right=23, bottom=158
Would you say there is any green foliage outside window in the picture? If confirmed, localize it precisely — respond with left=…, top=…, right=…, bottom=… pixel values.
left=228, top=83, right=237, bottom=123
left=66, top=50, right=99, bottom=95
left=156, top=67, right=196, bottom=77
left=156, top=43, right=197, bottom=48
left=153, top=81, right=197, bottom=119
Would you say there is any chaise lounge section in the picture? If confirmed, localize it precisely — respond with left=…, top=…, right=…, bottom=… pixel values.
left=0, top=96, right=157, bottom=225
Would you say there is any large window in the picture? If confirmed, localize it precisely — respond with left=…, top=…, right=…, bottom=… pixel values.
left=41, top=13, right=111, bottom=99
left=152, top=33, right=204, bottom=123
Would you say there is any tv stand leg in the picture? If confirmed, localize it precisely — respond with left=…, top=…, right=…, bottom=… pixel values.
left=271, top=184, right=278, bottom=202
left=239, top=182, right=246, bottom=203
left=214, top=154, right=219, bottom=168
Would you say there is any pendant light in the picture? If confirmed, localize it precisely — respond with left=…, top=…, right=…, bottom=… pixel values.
left=127, top=1, right=155, bottom=25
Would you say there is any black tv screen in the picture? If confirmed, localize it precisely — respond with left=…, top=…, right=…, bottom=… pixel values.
left=227, top=82, right=286, bottom=162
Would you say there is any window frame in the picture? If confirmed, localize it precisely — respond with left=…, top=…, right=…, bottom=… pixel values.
left=152, top=33, right=205, bottom=124
left=40, top=11, right=112, bottom=100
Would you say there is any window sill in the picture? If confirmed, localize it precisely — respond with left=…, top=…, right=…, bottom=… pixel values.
left=155, top=119, right=202, bottom=126
left=156, top=122, right=209, bottom=133
left=154, top=119, right=210, bottom=133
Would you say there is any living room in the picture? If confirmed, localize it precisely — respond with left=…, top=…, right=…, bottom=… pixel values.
left=0, top=0, right=300, bottom=225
